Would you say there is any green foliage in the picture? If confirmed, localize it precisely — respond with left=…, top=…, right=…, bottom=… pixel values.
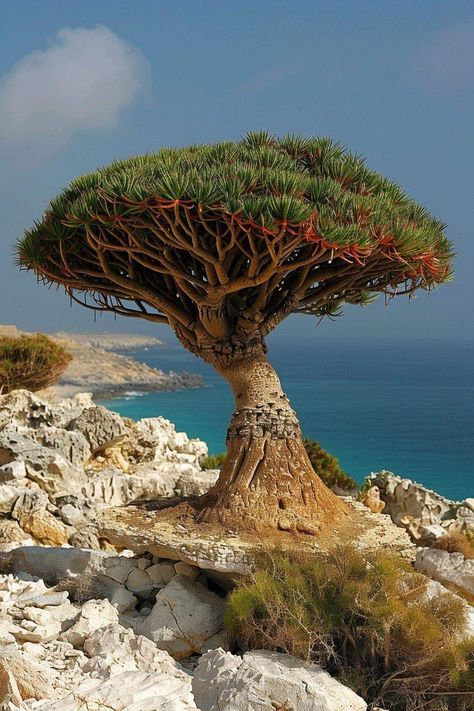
left=360, top=471, right=389, bottom=498
left=226, top=545, right=474, bottom=710
left=19, top=132, right=452, bottom=280
left=302, top=438, right=357, bottom=491
left=203, top=440, right=357, bottom=491
left=0, top=334, right=71, bottom=394
left=201, top=452, right=227, bottom=470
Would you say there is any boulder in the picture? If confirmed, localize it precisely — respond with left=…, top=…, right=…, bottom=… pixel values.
left=138, top=575, right=226, bottom=659
left=61, top=598, right=119, bottom=647
left=59, top=503, right=84, bottom=527
left=415, top=547, right=474, bottom=597
left=125, top=568, right=154, bottom=597
left=0, top=519, right=29, bottom=549
left=83, top=623, right=189, bottom=678
left=68, top=526, right=102, bottom=550
left=0, top=651, right=55, bottom=706
left=12, top=492, right=68, bottom=546
left=0, top=545, right=111, bottom=587
left=192, top=648, right=367, bottom=711
left=0, top=425, right=85, bottom=496
left=0, top=461, right=27, bottom=482
left=27, top=668, right=197, bottom=710
left=146, top=562, right=176, bottom=588
left=0, top=484, right=22, bottom=514
left=9, top=599, right=78, bottom=644
left=133, top=417, right=207, bottom=463
left=0, top=390, right=53, bottom=431
left=367, top=471, right=474, bottom=539
left=68, top=406, right=126, bottom=453
left=33, top=427, right=91, bottom=467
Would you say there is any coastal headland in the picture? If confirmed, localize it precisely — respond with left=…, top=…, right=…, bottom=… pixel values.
left=0, top=325, right=202, bottom=399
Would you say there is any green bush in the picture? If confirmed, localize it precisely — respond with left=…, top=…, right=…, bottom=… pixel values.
left=202, top=439, right=357, bottom=492
left=0, top=334, right=72, bottom=394
left=225, top=545, right=474, bottom=710
left=201, top=452, right=227, bottom=470
left=302, top=438, right=357, bottom=491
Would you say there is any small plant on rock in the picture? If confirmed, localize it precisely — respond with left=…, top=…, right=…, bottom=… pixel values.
left=225, top=545, right=474, bottom=710
left=201, top=453, right=227, bottom=470
left=0, top=334, right=72, bottom=394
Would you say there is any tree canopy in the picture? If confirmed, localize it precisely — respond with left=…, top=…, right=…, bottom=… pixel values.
left=18, top=131, right=453, bottom=360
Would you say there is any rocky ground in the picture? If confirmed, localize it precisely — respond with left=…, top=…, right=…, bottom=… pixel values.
left=0, top=389, right=472, bottom=710
left=0, top=326, right=202, bottom=399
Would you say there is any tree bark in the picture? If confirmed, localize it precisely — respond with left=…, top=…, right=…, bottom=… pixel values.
left=198, top=348, right=346, bottom=534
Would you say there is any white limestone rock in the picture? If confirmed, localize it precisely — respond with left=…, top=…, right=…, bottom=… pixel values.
left=61, top=598, right=118, bottom=647
left=147, top=562, right=176, bottom=588
left=9, top=600, right=78, bottom=644
left=367, top=471, right=474, bottom=540
left=0, top=461, right=27, bottom=481
left=83, top=623, right=188, bottom=679
left=58, top=503, right=84, bottom=527
left=32, top=427, right=91, bottom=468
left=0, top=545, right=109, bottom=580
left=0, top=649, right=56, bottom=707
left=125, top=568, right=153, bottom=597
left=138, top=575, right=226, bottom=659
left=192, top=648, right=367, bottom=711
left=68, top=406, right=126, bottom=453
left=47, top=393, right=95, bottom=429
left=0, top=425, right=86, bottom=496
left=25, top=669, right=197, bottom=710
left=0, top=390, right=53, bottom=431
left=415, top=547, right=474, bottom=597
left=132, top=416, right=207, bottom=464
left=0, top=484, right=22, bottom=513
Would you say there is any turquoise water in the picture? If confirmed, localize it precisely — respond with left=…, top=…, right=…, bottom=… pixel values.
left=100, top=340, right=473, bottom=501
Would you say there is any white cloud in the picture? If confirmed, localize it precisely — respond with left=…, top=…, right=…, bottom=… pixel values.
left=416, top=23, right=474, bottom=92
left=0, top=26, right=147, bottom=162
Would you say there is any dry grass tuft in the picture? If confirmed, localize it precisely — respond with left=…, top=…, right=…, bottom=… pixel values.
left=432, top=532, right=474, bottom=560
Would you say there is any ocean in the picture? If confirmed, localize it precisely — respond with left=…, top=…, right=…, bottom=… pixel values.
left=100, top=339, right=473, bottom=501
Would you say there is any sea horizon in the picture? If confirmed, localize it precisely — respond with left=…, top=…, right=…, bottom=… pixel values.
left=100, top=337, right=474, bottom=502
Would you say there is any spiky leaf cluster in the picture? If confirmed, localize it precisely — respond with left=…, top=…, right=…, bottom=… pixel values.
left=17, top=132, right=453, bottom=354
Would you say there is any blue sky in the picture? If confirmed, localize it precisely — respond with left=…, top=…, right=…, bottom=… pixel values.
left=0, top=0, right=473, bottom=343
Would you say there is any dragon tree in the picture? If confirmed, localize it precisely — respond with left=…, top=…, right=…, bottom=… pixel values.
left=17, top=132, right=452, bottom=534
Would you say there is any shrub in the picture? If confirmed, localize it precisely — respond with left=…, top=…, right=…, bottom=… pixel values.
left=225, top=545, right=474, bottom=710
left=202, top=439, right=357, bottom=492
left=201, top=452, right=227, bottom=470
left=0, top=334, right=71, bottom=394
left=302, top=438, right=357, bottom=491
left=432, top=532, right=474, bottom=560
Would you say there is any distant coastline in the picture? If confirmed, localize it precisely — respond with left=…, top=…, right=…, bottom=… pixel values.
left=0, top=325, right=203, bottom=400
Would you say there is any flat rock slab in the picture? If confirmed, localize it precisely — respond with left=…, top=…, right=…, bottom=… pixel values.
left=97, top=498, right=415, bottom=577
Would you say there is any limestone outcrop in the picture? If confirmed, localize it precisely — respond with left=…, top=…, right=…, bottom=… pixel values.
left=192, top=649, right=367, bottom=711
left=0, top=389, right=216, bottom=551
left=0, top=390, right=472, bottom=711
left=366, top=471, right=474, bottom=543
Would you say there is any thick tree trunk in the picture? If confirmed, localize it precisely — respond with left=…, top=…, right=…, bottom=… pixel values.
left=198, top=349, right=346, bottom=534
